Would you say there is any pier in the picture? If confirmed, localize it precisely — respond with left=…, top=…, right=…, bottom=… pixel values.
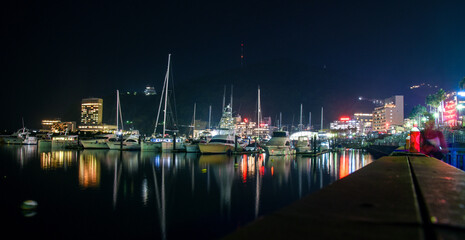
left=224, top=153, right=465, bottom=239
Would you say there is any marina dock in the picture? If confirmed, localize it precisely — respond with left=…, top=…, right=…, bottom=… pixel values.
left=224, top=153, right=465, bottom=239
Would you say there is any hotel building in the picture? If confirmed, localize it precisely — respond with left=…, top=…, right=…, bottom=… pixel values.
left=78, top=98, right=116, bottom=132
left=372, top=95, right=404, bottom=132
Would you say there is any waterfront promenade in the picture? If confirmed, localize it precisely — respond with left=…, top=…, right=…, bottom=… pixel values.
left=224, top=153, right=465, bottom=239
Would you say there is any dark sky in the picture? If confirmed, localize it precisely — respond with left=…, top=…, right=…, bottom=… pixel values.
left=2, top=0, right=465, bottom=131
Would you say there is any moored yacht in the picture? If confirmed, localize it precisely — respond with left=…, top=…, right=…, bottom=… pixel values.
left=294, top=136, right=311, bottom=154
left=198, top=134, right=238, bottom=154
left=107, top=134, right=141, bottom=150
left=80, top=134, right=113, bottom=149
left=263, top=131, right=295, bottom=156
left=198, top=103, right=244, bottom=154
left=52, top=135, right=80, bottom=149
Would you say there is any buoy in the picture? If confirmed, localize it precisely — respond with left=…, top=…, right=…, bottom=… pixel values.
left=21, top=200, right=38, bottom=210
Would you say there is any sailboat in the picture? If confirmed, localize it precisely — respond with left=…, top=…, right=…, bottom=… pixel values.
left=142, top=54, right=185, bottom=152
left=106, top=90, right=141, bottom=150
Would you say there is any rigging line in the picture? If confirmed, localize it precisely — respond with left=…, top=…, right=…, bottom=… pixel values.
left=169, top=62, right=179, bottom=126
left=154, top=61, right=169, bottom=135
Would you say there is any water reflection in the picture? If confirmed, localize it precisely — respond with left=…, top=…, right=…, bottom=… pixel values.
left=40, top=150, right=75, bottom=170
left=3, top=145, right=373, bottom=240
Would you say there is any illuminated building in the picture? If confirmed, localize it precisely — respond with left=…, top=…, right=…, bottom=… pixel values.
left=372, top=95, right=404, bottom=133
left=79, top=98, right=112, bottom=132
left=330, top=117, right=360, bottom=136
left=330, top=114, right=373, bottom=136
left=144, top=86, right=156, bottom=96
left=53, top=121, right=76, bottom=133
left=41, top=119, right=61, bottom=131
left=80, top=98, right=103, bottom=125
left=353, top=113, right=372, bottom=134
left=41, top=119, right=76, bottom=133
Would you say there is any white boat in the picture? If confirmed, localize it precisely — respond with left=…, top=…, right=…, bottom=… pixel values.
left=4, top=128, right=27, bottom=144
left=107, top=134, right=141, bottom=150
left=23, top=135, right=38, bottom=145
left=4, top=125, right=37, bottom=145
left=52, top=135, right=80, bottom=149
left=80, top=134, right=113, bottom=149
left=294, top=136, right=311, bottom=154
left=198, top=103, right=244, bottom=154
left=198, top=134, right=238, bottom=154
left=263, top=131, right=295, bottom=156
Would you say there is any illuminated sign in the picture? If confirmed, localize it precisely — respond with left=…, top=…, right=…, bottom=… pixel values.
left=444, top=100, right=457, bottom=127
left=243, top=118, right=248, bottom=123
left=340, top=117, right=350, bottom=121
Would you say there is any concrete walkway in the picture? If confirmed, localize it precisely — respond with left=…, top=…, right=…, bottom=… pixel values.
left=224, top=153, right=465, bottom=239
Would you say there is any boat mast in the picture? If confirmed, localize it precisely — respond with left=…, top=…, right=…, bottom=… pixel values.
left=299, top=103, right=303, bottom=131
left=309, top=112, right=312, bottom=130
left=116, top=90, right=119, bottom=131
left=118, top=90, right=124, bottom=131
left=279, top=112, right=282, bottom=130
left=163, top=54, right=171, bottom=137
left=230, top=84, right=233, bottom=111
left=321, top=106, right=324, bottom=130
left=257, top=85, right=261, bottom=136
left=208, top=105, right=212, bottom=129
left=192, top=102, right=196, bottom=138
left=222, top=85, right=226, bottom=111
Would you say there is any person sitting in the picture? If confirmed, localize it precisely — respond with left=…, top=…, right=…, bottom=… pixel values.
left=420, top=119, right=448, bottom=160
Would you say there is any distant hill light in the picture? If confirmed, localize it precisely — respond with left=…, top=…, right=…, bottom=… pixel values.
left=144, top=86, right=157, bottom=96
left=410, top=83, right=438, bottom=90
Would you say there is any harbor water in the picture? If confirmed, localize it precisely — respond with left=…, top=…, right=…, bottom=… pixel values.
left=1, top=145, right=373, bottom=239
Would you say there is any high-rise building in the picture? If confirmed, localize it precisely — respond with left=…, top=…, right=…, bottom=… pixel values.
left=372, top=95, right=404, bottom=133
left=80, top=98, right=103, bottom=126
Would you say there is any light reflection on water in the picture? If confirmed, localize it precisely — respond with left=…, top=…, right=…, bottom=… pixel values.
left=3, top=145, right=373, bottom=239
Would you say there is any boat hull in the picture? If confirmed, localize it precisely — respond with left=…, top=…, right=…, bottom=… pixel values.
left=4, top=137, right=24, bottom=144
left=141, top=141, right=161, bottom=152
left=107, top=142, right=141, bottom=150
left=264, top=146, right=295, bottom=156
left=198, top=143, right=236, bottom=154
left=185, top=143, right=200, bottom=153
left=81, top=140, right=109, bottom=149
left=295, top=146, right=311, bottom=154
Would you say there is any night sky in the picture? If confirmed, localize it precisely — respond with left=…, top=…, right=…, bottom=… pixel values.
left=2, top=0, right=465, bottom=132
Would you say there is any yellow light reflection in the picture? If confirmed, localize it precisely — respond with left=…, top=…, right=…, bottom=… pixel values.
left=79, top=154, right=101, bottom=188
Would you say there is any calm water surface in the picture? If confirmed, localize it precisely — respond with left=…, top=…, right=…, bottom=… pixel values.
left=1, top=145, right=373, bottom=239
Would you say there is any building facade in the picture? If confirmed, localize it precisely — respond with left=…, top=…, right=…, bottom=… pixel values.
left=80, top=98, right=103, bottom=126
left=372, top=95, right=404, bottom=132
left=79, top=98, right=106, bottom=132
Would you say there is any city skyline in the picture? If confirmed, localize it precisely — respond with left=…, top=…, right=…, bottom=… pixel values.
left=2, top=1, right=464, bottom=130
